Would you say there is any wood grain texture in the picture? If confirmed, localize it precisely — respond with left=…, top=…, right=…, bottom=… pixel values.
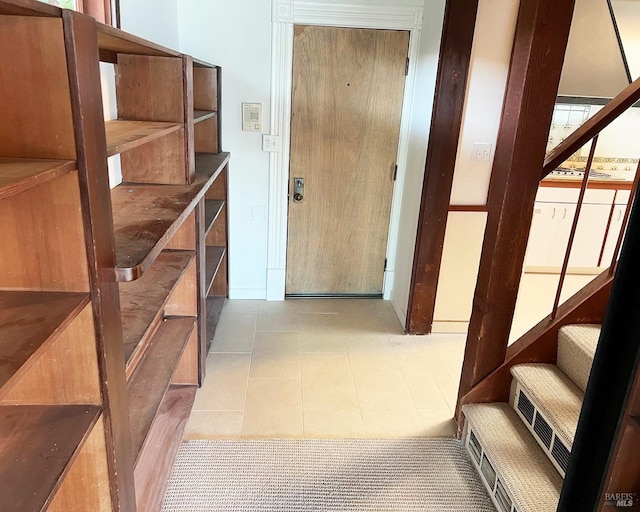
left=127, top=316, right=196, bottom=463
left=171, top=328, right=199, bottom=385
left=195, top=200, right=207, bottom=383
left=0, top=291, right=89, bottom=393
left=0, top=404, right=100, bottom=512
left=0, top=16, right=75, bottom=160
left=205, top=247, right=226, bottom=296
left=111, top=181, right=203, bottom=281
left=120, top=128, right=187, bottom=184
left=0, top=158, right=76, bottom=200
left=0, top=171, right=89, bottom=292
left=165, top=256, right=198, bottom=317
left=193, top=66, right=218, bottom=111
left=116, top=54, right=184, bottom=123
left=195, top=153, right=230, bottom=183
left=287, top=25, right=408, bottom=294
left=63, top=10, right=136, bottom=509
left=1, top=303, right=101, bottom=405
left=118, top=250, right=194, bottom=374
left=204, top=199, right=224, bottom=235
left=165, top=209, right=197, bottom=250
left=209, top=254, right=227, bottom=297
left=0, top=0, right=60, bottom=16
left=205, top=164, right=227, bottom=200
left=194, top=115, right=218, bottom=153
left=459, top=0, right=576, bottom=402
left=104, top=119, right=181, bottom=156
left=97, top=23, right=180, bottom=60
left=205, top=204, right=226, bottom=246
left=133, top=385, right=196, bottom=512
left=183, top=55, right=196, bottom=184
left=405, top=0, right=479, bottom=334
left=48, top=415, right=112, bottom=512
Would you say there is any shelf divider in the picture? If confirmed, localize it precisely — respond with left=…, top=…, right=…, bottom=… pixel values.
left=0, top=158, right=76, bottom=200
left=194, top=110, right=216, bottom=124
left=205, top=247, right=226, bottom=295
left=205, top=296, right=226, bottom=351
left=0, top=404, right=101, bottom=512
left=105, top=120, right=182, bottom=157
left=127, top=317, right=196, bottom=463
left=0, top=292, right=90, bottom=394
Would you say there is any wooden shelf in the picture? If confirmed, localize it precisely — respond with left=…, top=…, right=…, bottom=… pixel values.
left=97, top=24, right=181, bottom=63
left=205, top=247, right=226, bottom=295
left=195, top=152, right=230, bottom=182
left=192, top=57, right=217, bottom=68
left=119, top=250, right=195, bottom=375
left=105, top=120, right=182, bottom=157
left=204, top=200, right=225, bottom=235
left=112, top=182, right=205, bottom=282
left=0, top=291, right=90, bottom=393
left=194, top=110, right=216, bottom=123
left=0, top=158, right=76, bottom=200
left=134, top=385, right=196, bottom=512
left=205, top=296, right=226, bottom=350
left=127, top=317, right=196, bottom=463
left=0, top=404, right=101, bottom=512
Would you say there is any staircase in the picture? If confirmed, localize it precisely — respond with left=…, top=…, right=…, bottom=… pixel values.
left=462, top=324, right=600, bottom=512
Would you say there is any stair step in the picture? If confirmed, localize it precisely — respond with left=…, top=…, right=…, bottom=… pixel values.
left=557, top=324, right=600, bottom=392
left=510, top=363, right=583, bottom=475
left=463, top=403, right=562, bottom=512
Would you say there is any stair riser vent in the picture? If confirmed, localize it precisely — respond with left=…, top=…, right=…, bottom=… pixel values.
left=464, top=422, right=519, bottom=512
left=514, top=386, right=573, bottom=477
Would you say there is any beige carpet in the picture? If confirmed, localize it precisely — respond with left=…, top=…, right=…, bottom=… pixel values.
left=162, top=439, right=495, bottom=511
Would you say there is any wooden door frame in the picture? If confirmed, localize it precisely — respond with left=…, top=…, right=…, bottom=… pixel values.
left=266, top=0, right=426, bottom=300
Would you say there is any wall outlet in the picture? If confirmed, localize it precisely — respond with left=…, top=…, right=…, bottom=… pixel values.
left=471, top=142, right=492, bottom=162
left=262, top=135, right=280, bottom=152
left=251, top=206, right=268, bottom=221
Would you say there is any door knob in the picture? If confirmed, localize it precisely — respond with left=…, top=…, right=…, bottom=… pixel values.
left=293, top=192, right=303, bottom=202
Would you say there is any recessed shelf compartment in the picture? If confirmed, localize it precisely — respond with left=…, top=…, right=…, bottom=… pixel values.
left=205, top=247, right=226, bottom=295
left=133, top=385, right=196, bottom=512
left=105, top=120, right=182, bottom=157
left=205, top=296, right=226, bottom=349
left=0, top=291, right=90, bottom=392
left=195, top=152, right=230, bottom=182
left=194, top=110, right=216, bottom=123
left=127, top=316, right=196, bottom=463
left=0, top=158, right=76, bottom=200
left=0, top=404, right=101, bottom=512
left=204, top=200, right=225, bottom=235
left=119, top=250, right=195, bottom=375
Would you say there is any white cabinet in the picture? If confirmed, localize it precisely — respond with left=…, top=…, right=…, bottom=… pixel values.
left=600, top=190, right=632, bottom=267
left=524, top=187, right=616, bottom=269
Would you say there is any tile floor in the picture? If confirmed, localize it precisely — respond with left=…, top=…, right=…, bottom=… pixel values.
left=183, top=299, right=465, bottom=440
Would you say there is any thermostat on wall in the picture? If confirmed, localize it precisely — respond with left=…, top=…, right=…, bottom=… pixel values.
left=242, top=102, right=262, bottom=132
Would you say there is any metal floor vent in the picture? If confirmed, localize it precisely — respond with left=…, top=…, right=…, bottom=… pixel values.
left=515, top=387, right=573, bottom=477
left=465, top=426, right=519, bottom=512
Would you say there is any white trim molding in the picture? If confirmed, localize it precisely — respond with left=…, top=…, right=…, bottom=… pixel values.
left=267, top=0, right=424, bottom=300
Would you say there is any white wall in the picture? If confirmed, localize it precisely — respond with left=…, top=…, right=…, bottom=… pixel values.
left=119, top=0, right=180, bottom=49
left=178, top=0, right=272, bottom=299
left=178, top=0, right=447, bottom=307
left=613, top=0, right=640, bottom=80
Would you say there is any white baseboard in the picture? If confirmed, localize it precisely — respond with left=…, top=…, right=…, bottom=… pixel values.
left=391, top=297, right=407, bottom=330
left=266, top=268, right=286, bottom=300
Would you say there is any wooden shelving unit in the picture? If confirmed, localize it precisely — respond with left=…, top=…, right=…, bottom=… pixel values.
left=0, top=1, right=229, bottom=510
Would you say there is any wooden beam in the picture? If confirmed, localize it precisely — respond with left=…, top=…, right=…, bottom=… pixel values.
left=457, top=0, right=576, bottom=403
left=406, top=0, right=479, bottom=334
left=62, top=10, right=136, bottom=510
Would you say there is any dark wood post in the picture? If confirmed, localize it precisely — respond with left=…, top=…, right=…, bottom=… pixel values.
left=456, top=0, right=576, bottom=408
left=405, top=0, right=479, bottom=334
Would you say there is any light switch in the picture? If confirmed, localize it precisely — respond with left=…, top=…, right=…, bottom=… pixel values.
left=471, top=143, right=492, bottom=162
left=262, top=135, right=280, bottom=152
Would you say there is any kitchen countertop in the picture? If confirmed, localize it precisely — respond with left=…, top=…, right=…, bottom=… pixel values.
left=542, top=169, right=635, bottom=188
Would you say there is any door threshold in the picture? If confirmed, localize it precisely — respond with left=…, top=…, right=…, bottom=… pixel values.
left=285, top=293, right=383, bottom=299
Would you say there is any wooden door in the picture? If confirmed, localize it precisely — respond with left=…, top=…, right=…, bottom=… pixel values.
left=286, top=25, right=409, bottom=295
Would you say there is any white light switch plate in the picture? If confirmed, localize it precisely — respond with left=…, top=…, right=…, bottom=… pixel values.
left=262, top=135, right=280, bottom=152
left=471, top=142, right=492, bottom=162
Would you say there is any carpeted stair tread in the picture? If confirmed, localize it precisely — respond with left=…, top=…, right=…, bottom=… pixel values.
left=557, top=324, right=600, bottom=392
left=463, top=403, right=562, bottom=512
left=511, top=363, right=583, bottom=448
